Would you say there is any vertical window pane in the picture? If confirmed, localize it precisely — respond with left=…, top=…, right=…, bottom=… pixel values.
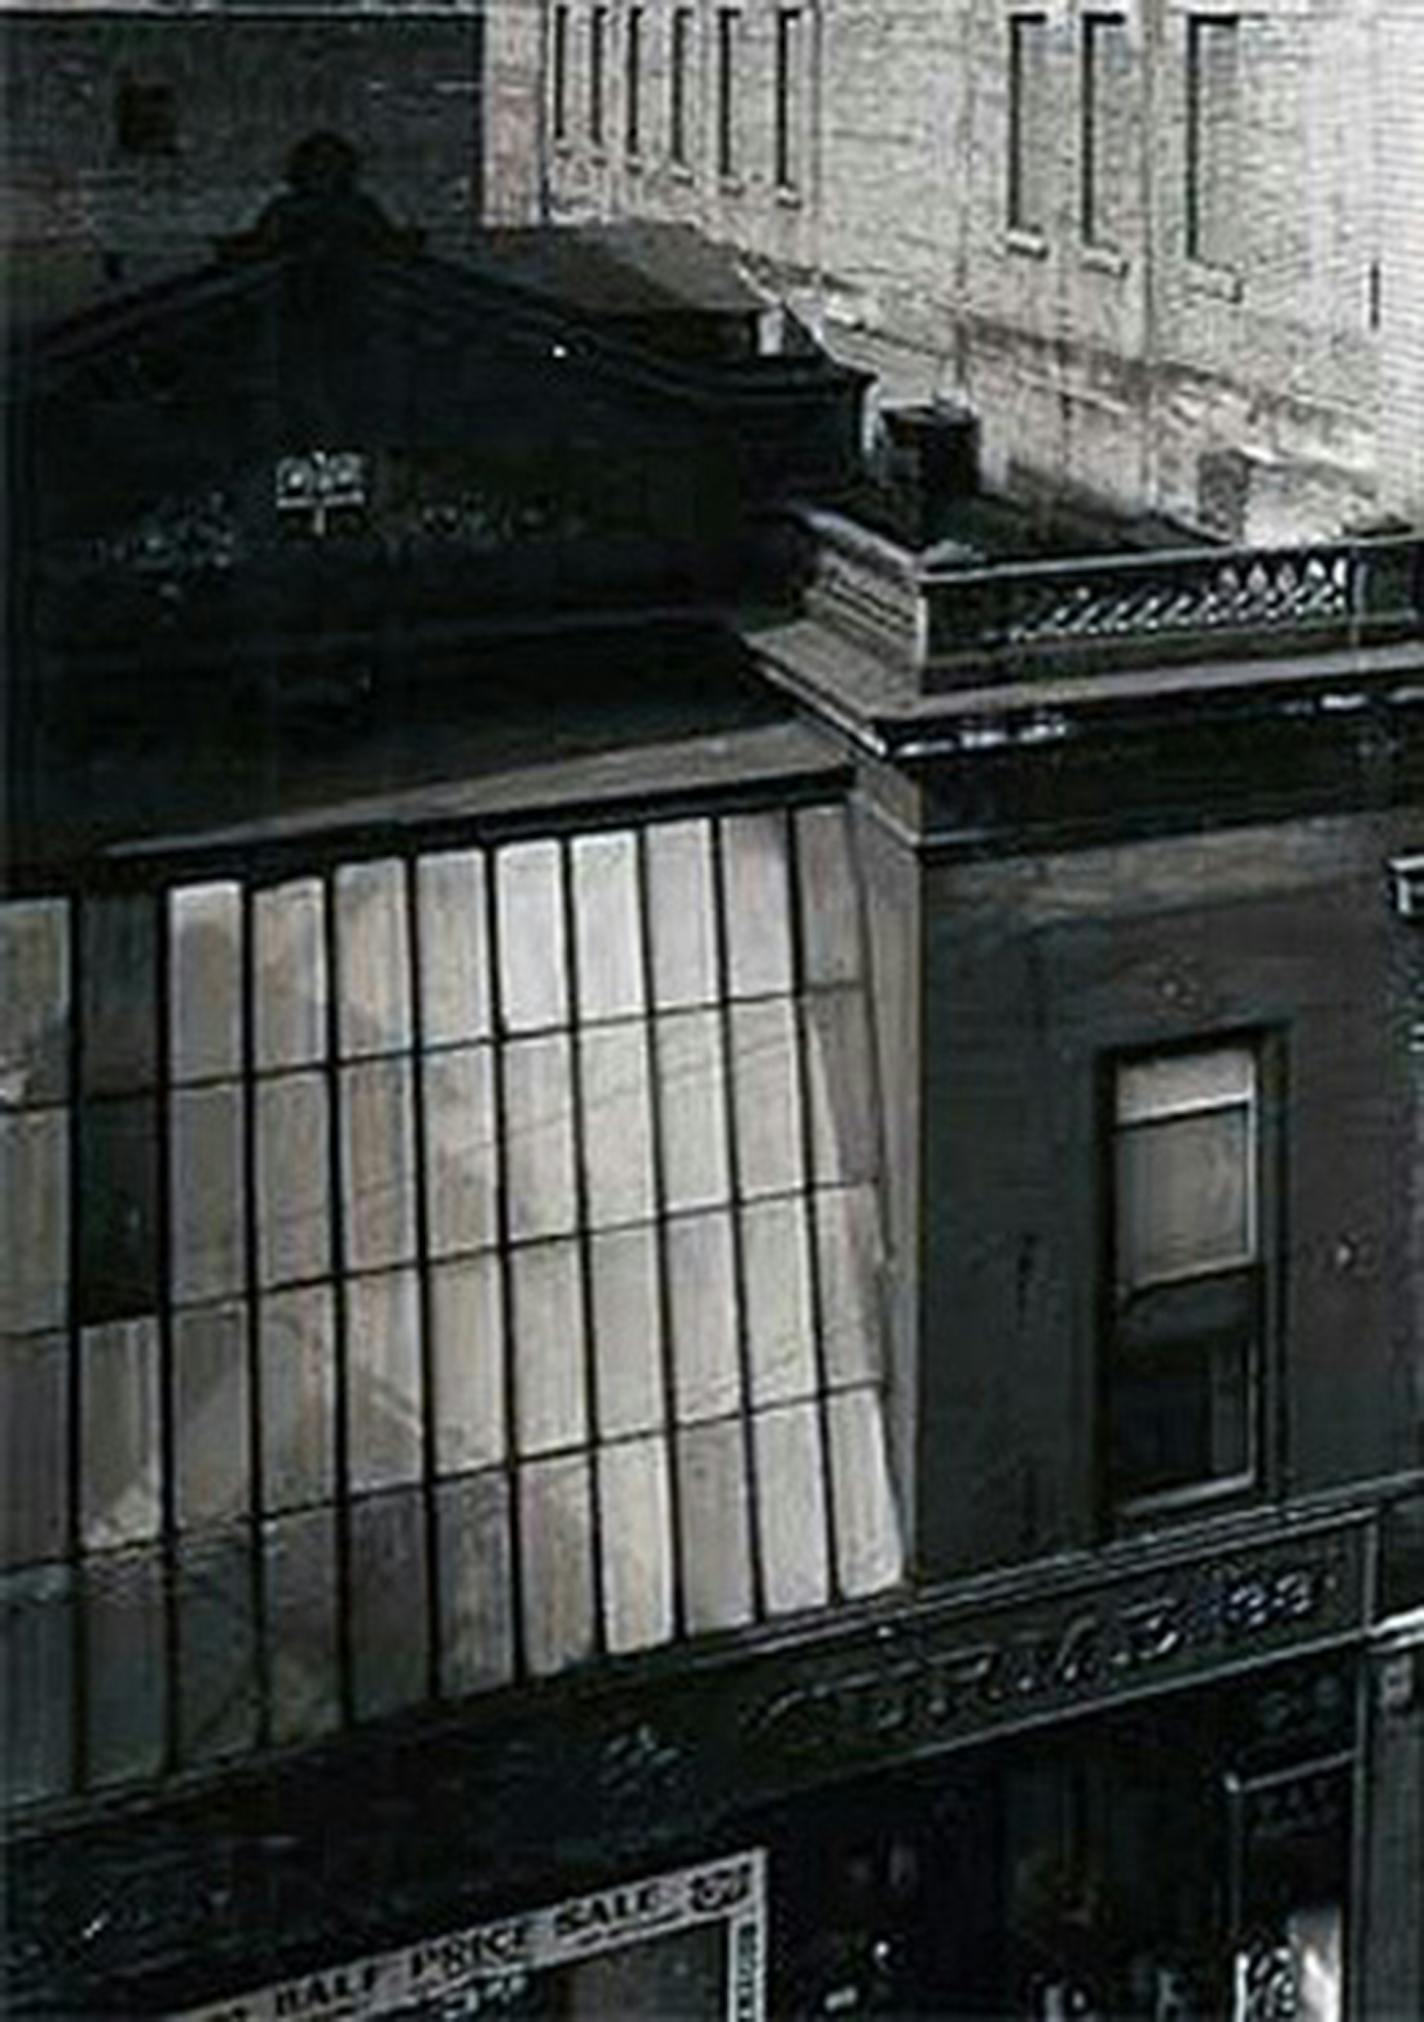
left=520, top=1453, right=595, bottom=1676
left=827, top=1387, right=904, bottom=1598
left=1115, top=1106, right=1253, bottom=1288
left=81, top=894, right=156, bottom=1094
left=417, top=849, right=492, bottom=1048
left=336, top=859, right=411, bottom=1060
left=496, top=841, right=569, bottom=1033
left=346, top=1268, right=424, bottom=1493
left=647, top=818, right=718, bottom=1008
left=423, top=1045, right=498, bottom=1259
left=169, top=882, right=242, bottom=1083
left=259, top=1285, right=336, bottom=1513
left=572, top=830, right=645, bottom=1022
left=677, top=1419, right=753, bottom=1632
left=253, top=878, right=327, bottom=1070
left=340, top=1057, right=417, bottom=1271
left=264, top=1506, right=340, bottom=1743
left=510, top=1239, right=587, bottom=1456
left=753, top=1401, right=829, bottom=1615
left=172, top=1300, right=250, bottom=1529
left=175, top=1527, right=259, bottom=1763
left=503, top=1033, right=578, bottom=1241
left=81, top=1317, right=162, bottom=1550
left=437, top=1469, right=515, bottom=1695
left=590, top=1224, right=664, bottom=1439
left=580, top=1023, right=654, bottom=1228
left=655, top=1009, right=730, bottom=1210
left=256, top=1071, right=331, bottom=1287
left=1, top=1107, right=68, bottom=1333
left=430, top=1252, right=506, bottom=1474
left=730, top=997, right=804, bottom=1198
left=79, top=1097, right=159, bottom=1324
left=741, top=1197, right=815, bottom=1407
left=815, top=1185, right=884, bottom=1388
left=83, top=1543, right=167, bottom=1786
left=599, top=1436, right=673, bottom=1654
left=170, top=1082, right=245, bottom=1304
left=803, top=989, right=877, bottom=1186
left=0, top=1334, right=69, bottom=1569
left=0, top=896, right=70, bottom=1108
left=349, top=1488, right=429, bottom=1720
left=1, top=1565, right=73, bottom=1804
left=667, top=1210, right=741, bottom=1424
left=721, top=811, right=793, bottom=998
left=796, top=805, right=861, bottom=987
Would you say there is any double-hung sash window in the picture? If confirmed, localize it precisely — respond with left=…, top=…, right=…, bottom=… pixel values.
left=1107, top=1042, right=1265, bottom=1514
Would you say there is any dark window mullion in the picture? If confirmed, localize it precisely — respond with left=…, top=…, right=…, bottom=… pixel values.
left=238, top=883, right=272, bottom=1747
left=785, top=814, right=845, bottom=1605
left=321, top=871, right=355, bottom=1728
left=634, top=826, right=688, bottom=1642
left=156, top=887, right=180, bottom=1775
left=66, top=896, right=87, bottom=1795
left=404, top=856, right=442, bottom=1703
left=709, top=816, right=767, bottom=1622
left=482, top=852, right=527, bottom=1682
left=560, top=837, right=607, bottom=1660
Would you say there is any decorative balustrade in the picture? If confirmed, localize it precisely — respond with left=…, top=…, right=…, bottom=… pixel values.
left=796, top=507, right=1423, bottom=689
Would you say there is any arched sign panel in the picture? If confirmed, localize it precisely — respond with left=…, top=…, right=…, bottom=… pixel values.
left=175, top=1852, right=766, bottom=2022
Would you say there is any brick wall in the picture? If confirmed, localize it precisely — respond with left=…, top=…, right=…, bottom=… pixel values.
left=509, top=0, right=1412, bottom=539
left=3, top=8, right=486, bottom=315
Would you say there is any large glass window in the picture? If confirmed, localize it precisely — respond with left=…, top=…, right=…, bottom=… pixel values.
left=1008, top=13, right=1050, bottom=236
left=1107, top=1042, right=1264, bottom=1514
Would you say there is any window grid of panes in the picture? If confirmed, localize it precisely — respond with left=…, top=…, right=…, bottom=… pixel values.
left=1, top=802, right=902, bottom=1806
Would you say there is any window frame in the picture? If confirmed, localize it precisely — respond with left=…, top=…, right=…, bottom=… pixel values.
left=774, top=7, right=803, bottom=195
left=1006, top=11, right=1049, bottom=241
left=552, top=2, right=571, bottom=145
left=1184, top=10, right=1242, bottom=273
left=1098, top=1032, right=1281, bottom=1526
left=1079, top=10, right=1130, bottom=256
left=624, top=5, right=644, bottom=161
left=716, top=7, right=741, bottom=184
left=669, top=6, right=694, bottom=168
left=589, top=4, right=608, bottom=152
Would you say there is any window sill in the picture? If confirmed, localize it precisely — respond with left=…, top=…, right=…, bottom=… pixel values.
left=625, top=152, right=644, bottom=174
left=669, top=159, right=695, bottom=183
left=1004, top=227, right=1049, bottom=261
left=1185, top=259, right=1243, bottom=304
left=717, top=175, right=745, bottom=199
left=1113, top=1470, right=1259, bottom=1529
left=1081, top=241, right=1129, bottom=278
left=774, top=183, right=804, bottom=210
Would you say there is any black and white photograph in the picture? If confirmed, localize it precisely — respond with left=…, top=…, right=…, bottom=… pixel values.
left=2, top=2, right=1422, bottom=2014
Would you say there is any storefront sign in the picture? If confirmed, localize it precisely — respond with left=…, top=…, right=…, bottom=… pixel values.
left=175, top=1851, right=766, bottom=2022
left=743, top=1522, right=1368, bottom=1774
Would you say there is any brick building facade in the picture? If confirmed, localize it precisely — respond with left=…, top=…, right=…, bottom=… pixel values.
left=2, top=2, right=489, bottom=323
left=495, top=0, right=1424, bottom=543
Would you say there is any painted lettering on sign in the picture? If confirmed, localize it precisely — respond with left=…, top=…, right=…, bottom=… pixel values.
left=743, top=1535, right=1362, bottom=1768
left=174, top=1852, right=766, bottom=2022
